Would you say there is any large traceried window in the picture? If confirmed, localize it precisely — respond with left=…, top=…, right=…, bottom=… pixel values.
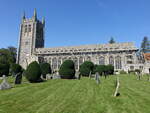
left=62, top=57, right=67, bottom=63
left=79, top=57, right=83, bottom=66
left=25, top=25, right=28, bottom=33
left=49, top=58, right=52, bottom=66
left=87, top=56, right=91, bottom=61
left=115, top=56, right=122, bottom=69
left=109, top=56, right=114, bottom=66
left=68, top=57, right=72, bottom=60
left=52, top=57, right=57, bottom=70
left=73, top=57, right=78, bottom=70
left=99, top=56, right=105, bottom=65
left=28, top=25, right=31, bottom=32
left=58, top=58, right=62, bottom=69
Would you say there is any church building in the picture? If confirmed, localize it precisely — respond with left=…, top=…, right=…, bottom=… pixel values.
left=17, top=10, right=149, bottom=74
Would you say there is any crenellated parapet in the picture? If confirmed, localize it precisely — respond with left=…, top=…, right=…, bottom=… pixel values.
left=35, top=42, right=138, bottom=55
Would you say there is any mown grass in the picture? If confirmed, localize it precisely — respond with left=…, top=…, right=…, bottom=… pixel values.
left=0, top=74, right=150, bottom=113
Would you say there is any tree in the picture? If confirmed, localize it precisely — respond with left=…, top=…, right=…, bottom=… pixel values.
left=92, top=64, right=98, bottom=74
left=59, top=60, right=75, bottom=79
left=8, top=46, right=17, bottom=63
left=0, top=63, right=10, bottom=77
left=141, top=36, right=150, bottom=53
left=0, top=47, right=16, bottom=64
left=109, top=37, right=115, bottom=44
left=24, top=61, right=42, bottom=83
left=10, top=63, right=22, bottom=76
left=96, top=65, right=106, bottom=75
left=79, top=61, right=94, bottom=76
left=105, top=65, right=114, bottom=75
left=96, top=65, right=114, bottom=77
left=40, top=63, right=51, bottom=78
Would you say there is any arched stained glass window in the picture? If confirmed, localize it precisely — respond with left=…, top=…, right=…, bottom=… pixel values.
left=73, top=57, right=78, bottom=70
left=79, top=57, right=83, bottom=66
left=52, top=57, right=57, bottom=70
left=109, top=56, right=114, bottom=66
left=99, top=56, right=105, bottom=65
left=115, top=56, right=122, bottom=69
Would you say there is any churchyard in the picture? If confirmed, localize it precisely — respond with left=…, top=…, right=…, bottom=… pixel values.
left=0, top=74, right=150, bottom=113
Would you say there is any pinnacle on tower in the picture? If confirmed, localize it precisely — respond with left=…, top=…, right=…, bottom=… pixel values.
left=42, top=17, right=45, bottom=26
left=33, top=8, right=37, bottom=21
left=22, top=11, right=26, bottom=20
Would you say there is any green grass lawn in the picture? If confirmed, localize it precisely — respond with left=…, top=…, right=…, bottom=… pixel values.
left=0, top=74, right=150, bottom=113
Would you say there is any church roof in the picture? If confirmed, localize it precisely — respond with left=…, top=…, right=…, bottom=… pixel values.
left=35, top=42, right=138, bottom=55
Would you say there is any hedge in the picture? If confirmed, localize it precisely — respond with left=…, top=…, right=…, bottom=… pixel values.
left=24, top=61, right=42, bottom=83
left=79, top=61, right=94, bottom=76
left=59, top=60, right=75, bottom=79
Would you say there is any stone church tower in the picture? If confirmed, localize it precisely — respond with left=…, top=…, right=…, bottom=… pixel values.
left=17, top=9, right=45, bottom=69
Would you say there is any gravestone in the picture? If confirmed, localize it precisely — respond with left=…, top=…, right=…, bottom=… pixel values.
left=89, top=71, right=92, bottom=78
left=75, top=72, right=81, bottom=80
left=78, top=73, right=81, bottom=80
left=95, top=72, right=100, bottom=84
left=15, top=73, right=22, bottom=84
left=53, top=75, right=61, bottom=79
left=0, top=75, right=12, bottom=90
left=46, top=74, right=53, bottom=80
left=136, top=71, right=141, bottom=80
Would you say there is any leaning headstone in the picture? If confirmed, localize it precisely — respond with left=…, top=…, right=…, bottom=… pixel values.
left=15, top=73, right=22, bottom=84
left=114, top=76, right=120, bottom=97
left=0, top=75, right=12, bottom=90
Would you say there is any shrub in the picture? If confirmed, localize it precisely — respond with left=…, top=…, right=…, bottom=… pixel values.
left=24, top=61, right=42, bottom=83
left=0, top=63, right=9, bottom=77
left=92, top=64, right=98, bottom=74
left=10, top=63, right=22, bottom=75
left=40, top=63, right=51, bottom=78
left=105, top=65, right=114, bottom=75
left=96, top=65, right=106, bottom=75
left=59, top=60, right=75, bottom=79
left=120, top=70, right=127, bottom=74
left=95, top=65, right=114, bottom=76
left=79, top=61, right=94, bottom=76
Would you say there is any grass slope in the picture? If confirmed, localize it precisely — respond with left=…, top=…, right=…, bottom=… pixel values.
left=0, top=75, right=150, bottom=113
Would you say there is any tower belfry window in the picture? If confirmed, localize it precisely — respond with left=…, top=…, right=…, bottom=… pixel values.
left=25, top=25, right=27, bottom=33
left=28, top=25, right=31, bottom=32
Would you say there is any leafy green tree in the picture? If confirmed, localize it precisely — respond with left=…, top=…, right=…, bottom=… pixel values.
left=0, top=63, right=10, bottom=77
left=109, top=37, right=115, bottom=44
left=141, top=36, right=150, bottom=53
left=59, top=60, right=75, bottom=79
left=79, top=61, right=94, bottom=76
left=96, top=65, right=106, bottom=75
left=92, top=64, right=98, bottom=74
left=25, top=61, right=42, bottom=83
left=96, top=65, right=114, bottom=76
left=0, top=47, right=16, bottom=64
left=8, top=46, right=17, bottom=63
left=40, top=63, right=52, bottom=78
left=10, top=63, right=22, bottom=76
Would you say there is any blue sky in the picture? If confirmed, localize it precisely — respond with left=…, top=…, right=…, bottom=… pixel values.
left=0, top=0, right=150, bottom=48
